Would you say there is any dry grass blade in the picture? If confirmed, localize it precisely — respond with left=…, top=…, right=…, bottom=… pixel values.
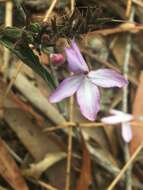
left=107, top=143, right=143, bottom=190
left=9, top=70, right=65, bottom=124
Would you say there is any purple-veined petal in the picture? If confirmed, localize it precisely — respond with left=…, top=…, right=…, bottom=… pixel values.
left=88, top=69, right=128, bottom=88
left=76, top=78, right=100, bottom=121
left=121, top=122, right=132, bottom=143
left=65, top=41, right=89, bottom=73
left=49, top=75, right=84, bottom=103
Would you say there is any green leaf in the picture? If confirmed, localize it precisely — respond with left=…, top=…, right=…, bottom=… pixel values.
left=28, top=23, right=41, bottom=33
left=0, top=27, right=55, bottom=89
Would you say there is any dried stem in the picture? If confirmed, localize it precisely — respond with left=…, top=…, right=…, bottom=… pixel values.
left=1, top=1, right=13, bottom=79
left=122, top=5, right=135, bottom=190
left=37, top=180, right=58, bottom=190
left=3, top=141, right=22, bottom=163
left=70, top=0, right=75, bottom=16
left=107, top=143, right=143, bottom=190
left=43, top=0, right=58, bottom=22
left=44, top=122, right=103, bottom=132
left=65, top=96, right=74, bottom=190
left=126, top=0, right=132, bottom=17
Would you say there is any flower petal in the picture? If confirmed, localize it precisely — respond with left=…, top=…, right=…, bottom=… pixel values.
left=49, top=75, right=83, bottom=103
left=101, top=115, right=125, bottom=124
left=109, top=109, right=133, bottom=122
left=121, top=122, right=132, bottom=143
left=88, top=69, right=128, bottom=88
left=65, top=40, right=89, bottom=73
left=76, top=78, right=100, bottom=121
left=101, top=109, right=133, bottom=124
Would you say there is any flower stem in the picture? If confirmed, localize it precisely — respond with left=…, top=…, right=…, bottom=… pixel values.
left=65, top=95, right=74, bottom=190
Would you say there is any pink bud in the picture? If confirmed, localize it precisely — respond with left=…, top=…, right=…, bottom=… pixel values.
left=50, top=53, right=65, bottom=65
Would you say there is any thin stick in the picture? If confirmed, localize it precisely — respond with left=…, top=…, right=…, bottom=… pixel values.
left=70, top=0, right=75, bottom=16
left=107, top=143, right=143, bottom=190
left=1, top=1, right=13, bottom=79
left=4, top=142, right=22, bottom=163
left=122, top=6, right=135, bottom=190
left=43, top=122, right=103, bottom=132
left=37, top=180, right=58, bottom=190
left=43, top=0, right=58, bottom=22
left=126, top=0, right=132, bottom=17
left=43, top=120, right=143, bottom=133
left=65, top=95, right=74, bottom=190
left=1, top=1, right=23, bottom=109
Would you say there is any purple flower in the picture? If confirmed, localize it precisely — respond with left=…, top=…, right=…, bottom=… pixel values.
left=49, top=40, right=128, bottom=121
left=101, top=109, right=133, bottom=143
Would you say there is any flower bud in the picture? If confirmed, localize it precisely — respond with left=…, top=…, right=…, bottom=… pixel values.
left=50, top=53, right=65, bottom=65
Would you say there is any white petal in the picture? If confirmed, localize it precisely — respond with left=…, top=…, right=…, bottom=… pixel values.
left=101, top=115, right=125, bottom=124
left=110, top=109, right=133, bottom=122
left=121, top=122, right=132, bottom=143
left=49, top=75, right=83, bottom=103
left=76, top=78, right=100, bottom=121
left=88, top=69, right=128, bottom=88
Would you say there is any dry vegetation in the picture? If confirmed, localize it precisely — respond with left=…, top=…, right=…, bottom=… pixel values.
left=0, top=0, right=143, bottom=190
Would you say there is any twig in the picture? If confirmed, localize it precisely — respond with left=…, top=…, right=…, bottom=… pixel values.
left=107, top=143, right=143, bottom=190
left=122, top=6, right=135, bottom=190
left=70, top=0, right=75, bottom=16
left=1, top=1, right=13, bottom=79
left=3, top=141, right=23, bottom=163
left=43, top=120, right=143, bottom=133
left=43, top=0, right=58, bottom=22
left=126, top=0, right=132, bottom=17
left=37, top=180, right=58, bottom=190
left=43, top=122, right=103, bottom=132
left=65, top=95, right=74, bottom=190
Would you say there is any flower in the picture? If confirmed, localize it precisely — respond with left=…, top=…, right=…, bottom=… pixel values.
left=49, top=40, right=128, bottom=121
left=101, top=109, right=133, bottom=143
